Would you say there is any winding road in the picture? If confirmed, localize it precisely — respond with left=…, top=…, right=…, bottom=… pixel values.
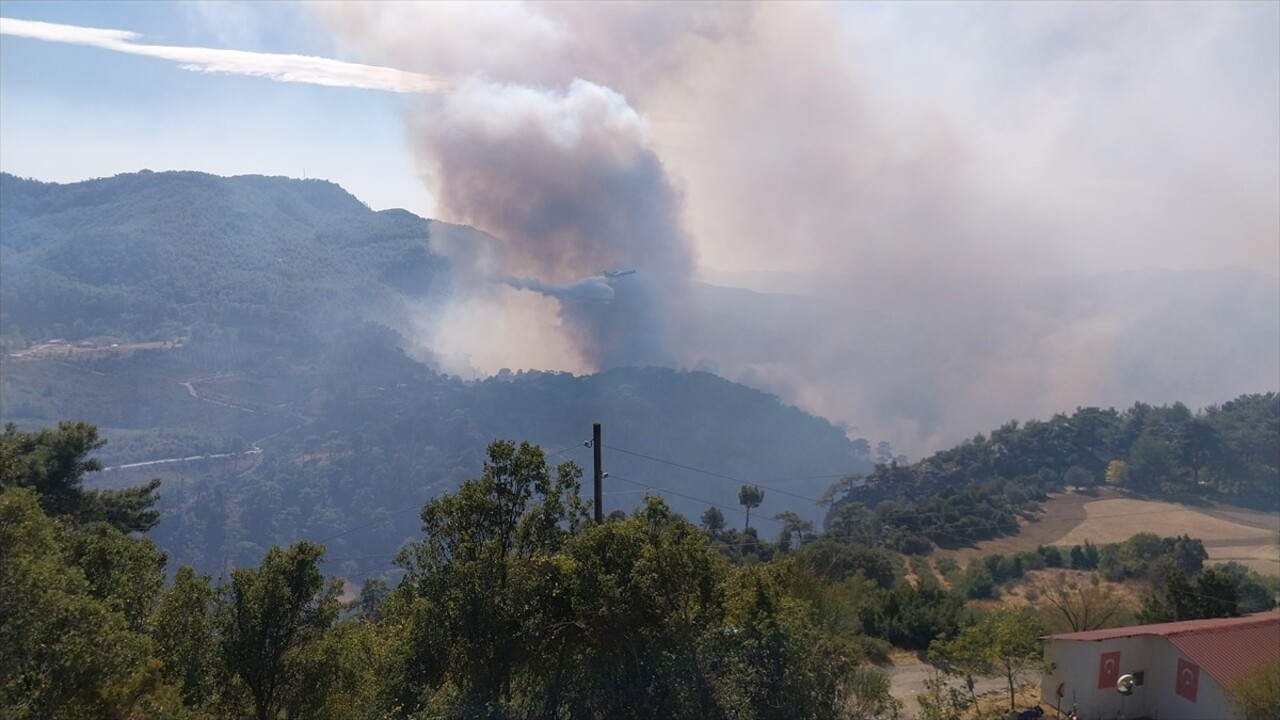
left=101, top=373, right=311, bottom=473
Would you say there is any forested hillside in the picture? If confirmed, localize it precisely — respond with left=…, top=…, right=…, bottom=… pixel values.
left=0, top=171, right=873, bottom=580
left=0, top=171, right=453, bottom=346
left=5, top=422, right=1275, bottom=720
left=147, top=362, right=865, bottom=580
left=825, top=393, right=1280, bottom=553
left=3, top=171, right=1273, bottom=583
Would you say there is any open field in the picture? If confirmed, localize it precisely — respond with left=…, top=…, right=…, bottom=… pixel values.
left=936, top=488, right=1280, bottom=577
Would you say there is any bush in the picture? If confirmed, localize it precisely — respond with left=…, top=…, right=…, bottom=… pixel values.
left=1229, top=659, right=1280, bottom=720
left=1038, top=545, right=1064, bottom=568
left=960, top=562, right=998, bottom=600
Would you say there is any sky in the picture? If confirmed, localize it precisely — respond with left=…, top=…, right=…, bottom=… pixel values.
left=0, top=1, right=431, bottom=216
left=3, top=1, right=1277, bottom=277
left=2, top=1, right=1278, bottom=454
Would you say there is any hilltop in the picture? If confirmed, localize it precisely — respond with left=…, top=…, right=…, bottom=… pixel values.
left=0, top=170, right=872, bottom=578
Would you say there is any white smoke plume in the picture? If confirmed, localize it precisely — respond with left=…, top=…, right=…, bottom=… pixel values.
left=405, top=78, right=694, bottom=370
left=317, top=2, right=1277, bottom=454
left=10, top=6, right=1273, bottom=455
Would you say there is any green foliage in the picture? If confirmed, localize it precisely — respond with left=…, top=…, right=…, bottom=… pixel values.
left=0, top=421, right=161, bottom=532
left=382, top=441, right=876, bottom=719
left=65, top=520, right=167, bottom=632
left=1097, top=533, right=1205, bottom=583
left=915, top=669, right=971, bottom=720
left=701, top=504, right=727, bottom=532
left=862, top=581, right=965, bottom=650
left=391, top=440, right=587, bottom=713
left=794, top=539, right=898, bottom=588
left=0, top=488, right=170, bottom=719
left=738, top=483, right=765, bottom=530
left=839, top=665, right=903, bottom=720
left=219, top=541, right=342, bottom=720
left=150, top=567, right=219, bottom=710
left=930, top=609, right=1045, bottom=711
left=119, top=363, right=866, bottom=580
left=1138, top=566, right=1241, bottom=623
left=957, top=561, right=998, bottom=600
left=773, top=510, right=815, bottom=550
left=825, top=395, right=1280, bottom=554
left=1212, top=562, right=1280, bottom=614
left=7, top=420, right=1268, bottom=719
left=1229, top=659, right=1280, bottom=720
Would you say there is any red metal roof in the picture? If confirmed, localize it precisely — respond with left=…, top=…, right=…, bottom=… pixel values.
left=1047, top=611, right=1280, bottom=687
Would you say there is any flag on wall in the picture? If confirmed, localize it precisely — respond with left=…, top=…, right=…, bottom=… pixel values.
left=1176, top=658, right=1200, bottom=702
left=1097, top=650, right=1122, bottom=689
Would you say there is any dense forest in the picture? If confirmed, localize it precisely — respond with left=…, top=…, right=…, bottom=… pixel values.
left=0, top=171, right=454, bottom=346
left=4, top=422, right=1276, bottom=720
left=825, top=393, right=1280, bottom=553
left=0, top=171, right=877, bottom=579
left=2, top=174, right=1277, bottom=718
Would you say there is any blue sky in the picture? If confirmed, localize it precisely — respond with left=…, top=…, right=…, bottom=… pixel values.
left=0, top=1, right=433, bottom=216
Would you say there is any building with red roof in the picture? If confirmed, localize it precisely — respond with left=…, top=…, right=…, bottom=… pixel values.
left=1040, top=611, right=1279, bottom=720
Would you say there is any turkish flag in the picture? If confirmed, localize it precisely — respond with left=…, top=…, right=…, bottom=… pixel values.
left=1176, top=658, right=1200, bottom=702
left=1097, top=650, right=1122, bottom=689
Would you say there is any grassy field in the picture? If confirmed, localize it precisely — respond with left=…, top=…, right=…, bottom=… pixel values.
left=936, top=488, right=1280, bottom=577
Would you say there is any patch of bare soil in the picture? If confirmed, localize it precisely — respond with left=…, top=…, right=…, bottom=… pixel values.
left=1052, top=496, right=1278, bottom=577
left=934, top=489, right=1280, bottom=577
left=933, top=489, right=1098, bottom=565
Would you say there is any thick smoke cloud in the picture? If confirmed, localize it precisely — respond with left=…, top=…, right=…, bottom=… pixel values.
left=319, top=2, right=1279, bottom=454
left=406, top=79, right=692, bottom=370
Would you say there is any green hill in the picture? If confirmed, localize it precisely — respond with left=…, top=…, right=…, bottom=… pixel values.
left=0, top=171, right=871, bottom=578
left=0, top=170, right=450, bottom=345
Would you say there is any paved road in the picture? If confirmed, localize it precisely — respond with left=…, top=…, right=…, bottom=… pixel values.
left=101, top=448, right=261, bottom=471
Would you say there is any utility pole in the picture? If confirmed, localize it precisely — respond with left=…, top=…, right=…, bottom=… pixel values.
left=593, top=422, right=603, bottom=523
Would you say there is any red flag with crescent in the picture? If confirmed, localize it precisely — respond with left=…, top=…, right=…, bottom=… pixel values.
left=1097, top=650, right=1121, bottom=689
left=1176, top=658, right=1200, bottom=702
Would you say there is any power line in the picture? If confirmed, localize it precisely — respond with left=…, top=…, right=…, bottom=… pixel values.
left=604, top=444, right=828, bottom=504
left=608, top=473, right=748, bottom=517
left=317, top=443, right=584, bottom=545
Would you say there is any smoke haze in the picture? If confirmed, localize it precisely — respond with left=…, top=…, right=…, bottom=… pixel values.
left=402, top=78, right=692, bottom=371
left=315, top=2, right=1279, bottom=454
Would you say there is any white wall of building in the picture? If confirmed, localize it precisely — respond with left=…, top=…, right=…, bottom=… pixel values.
left=1042, top=637, right=1237, bottom=720
left=1148, top=647, right=1234, bottom=720
left=1042, top=636, right=1154, bottom=720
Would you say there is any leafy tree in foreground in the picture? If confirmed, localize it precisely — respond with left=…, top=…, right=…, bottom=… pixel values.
left=0, top=421, right=161, bottom=532
left=928, top=626, right=988, bottom=709
left=929, top=609, right=1044, bottom=711
left=915, top=669, right=971, bottom=720
left=1139, top=566, right=1239, bottom=623
left=391, top=440, right=588, bottom=715
left=0, top=488, right=174, bottom=719
left=387, top=440, right=880, bottom=719
left=219, top=540, right=341, bottom=720
left=1229, top=659, right=1280, bottom=720
left=151, top=566, right=219, bottom=711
